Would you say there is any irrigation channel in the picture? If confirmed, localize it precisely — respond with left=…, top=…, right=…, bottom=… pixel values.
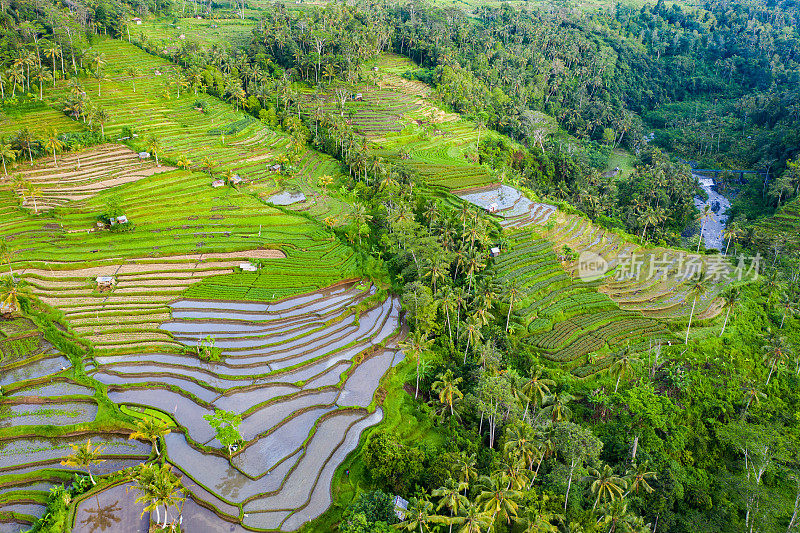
left=694, top=174, right=731, bottom=251
left=1, top=282, right=405, bottom=532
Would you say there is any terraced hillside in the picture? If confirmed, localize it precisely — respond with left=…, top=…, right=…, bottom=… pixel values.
left=0, top=35, right=406, bottom=532
left=754, top=197, right=800, bottom=252
left=39, top=38, right=352, bottom=225
left=91, top=282, right=403, bottom=531
left=497, top=231, right=677, bottom=377
left=136, top=17, right=257, bottom=50
left=0, top=100, right=85, bottom=138
left=14, top=144, right=172, bottom=211
left=0, top=319, right=152, bottom=533
left=462, top=184, right=731, bottom=322
left=307, top=53, right=501, bottom=191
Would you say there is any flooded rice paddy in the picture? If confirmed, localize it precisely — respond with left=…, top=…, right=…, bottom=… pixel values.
left=86, top=282, right=403, bottom=530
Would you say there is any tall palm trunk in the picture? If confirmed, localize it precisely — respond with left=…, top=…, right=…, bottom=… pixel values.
left=685, top=296, right=697, bottom=343
left=720, top=306, right=731, bottom=336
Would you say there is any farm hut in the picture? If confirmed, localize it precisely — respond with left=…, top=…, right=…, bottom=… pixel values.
left=487, top=202, right=499, bottom=213
left=132, top=17, right=142, bottom=24
left=393, top=496, right=408, bottom=520
left=230, top=174, right=243, bottom=185
left=372, top=66, right=379, bottom=72
left=269, top=164, right=282, bottom=172
left=240, top=262, right=258, bottom=272
left=490, top=247, right=501, bottom=258
left=116, top=215, right=129, bottom=224
left=602, top=166, right=621, bottom=178
left=212, top=179, right=225, bottom=188
left=179, top=34, right=186, bottom=39
left=138, top=151, right=150, bottom=159
left=354, top=93, right=363, bottom=101
left=96, top=276, right=115, bottom=291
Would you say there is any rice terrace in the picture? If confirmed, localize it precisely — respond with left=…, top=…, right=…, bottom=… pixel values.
left=1, top=0, right=800, bottom=532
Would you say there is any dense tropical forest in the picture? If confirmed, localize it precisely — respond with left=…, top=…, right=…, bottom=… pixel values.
left=0, top=0, right=799, bottom=532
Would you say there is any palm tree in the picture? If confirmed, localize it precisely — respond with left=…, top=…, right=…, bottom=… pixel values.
left=587, top=464, right=627, bottom=508
left=44, top=130, right=64, bottom=167
left=723, top=221, right=741, bottom=255
left=14, top=128, right=36, bottom=163
left=0, top=138, right=17, bottom=176
left=126, top=66, right=140, bottom=92
left=597, top=500, right=645, bottom=533
left=129, top=418, right=171, bottom=457
left=541, top=391, right=574, bottom=422
left=128, top=462, right=185, bottom=529
left=609, top=344, right=639, bottom=393
left=44, top=43, right=60, bottom=85
left=504, top=281, right=522, bottom=332
left=624, top=462, right=656, bottom=496
left=476, top=473, right=522, bottom=526
left=451, top=503, right=492, bottom=533
left=684, top=271, right=708, bottom=343
left=60, top=439, right=106, bottom=485
left=177, top=155, right=192, bottom=170
left=719, top=285, right=741, bottom=336
left=400, top=496, right=434, bottom=533
left=741, top=382, right=766, bottom=419
left=94, top=108, right=110, bottom=137
left=32, top=67, right=51, bottom=100
left=399, top=330, right=433, bottom=399
left=22, top=181, right=43, bottom=214
left=433, top=478, right=468, bottom=533
left=1, top=275, right=31, bottom=316
left=697, top=205, right=714, bottom=252
left=460, top=316, right=483, bottom=363
left=504, top=424, right=540, bottom=472
left=90, top=51, right=106, bottom=75
left=521, top=369, right=555, bottom=421
left=147, top=135, right=161, bottom=167
left=761, top=328, right=789, bottom=385
left=93, top=69, right=108, bottom=97
left=432, top=370, right=463, bottom=418
left=455, top=452, right=478, bottom=495
left=778, top=290, right=799, bottom=329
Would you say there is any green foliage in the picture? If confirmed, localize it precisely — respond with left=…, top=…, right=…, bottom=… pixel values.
left=342, top=490, right=398, bottom=527
left=203, top=409, right=243, bottom=456
left=363, top=431, right=425, bottom=494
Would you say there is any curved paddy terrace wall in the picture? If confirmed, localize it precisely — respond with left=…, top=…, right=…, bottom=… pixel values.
left=0, top=321, right=152, bottom=533
left=89, top=281, right=404, bottom=531
left=461, top=184, right=734, bottom=321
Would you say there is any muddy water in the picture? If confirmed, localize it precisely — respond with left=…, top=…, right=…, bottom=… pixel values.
left=180, top=498, right=251, bottom=533
left=0, top=401, right=97, bottom=428
left=98, top=374, right=219, bottom=403
left=74, top=483, right=148, bottom=533
left=337, top=350, right=396, bottom=408
left=0, top=522, right=29, bottom=533
left=0, top=503, right=46, bottom=517
left=213, top=384, right=298, bottom=412
left=242, top=411, right=363, bottom=513
left=233, top=407, right=334, bottom=477
left=0, top=436, right=149, bottom=470
left=0, top=356, right=70, bottom=386
left=107, top=388, right=215, bottom=443
left=238, top=391, right=338, bottom=441
left=8, top=381, right=93, bottom=397
left=280, top=409, right=384, bottom=532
